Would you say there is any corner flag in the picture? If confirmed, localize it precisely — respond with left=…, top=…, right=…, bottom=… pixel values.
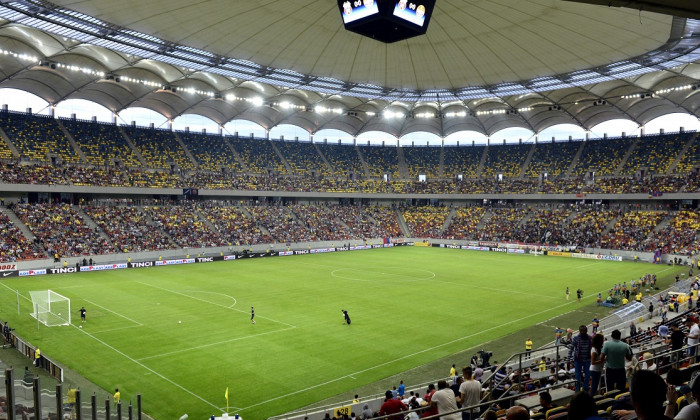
left=225, top=387, right=229, bottom=412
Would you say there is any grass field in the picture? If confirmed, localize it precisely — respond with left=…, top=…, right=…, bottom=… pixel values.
left=0, top=247, right=685, bottom=420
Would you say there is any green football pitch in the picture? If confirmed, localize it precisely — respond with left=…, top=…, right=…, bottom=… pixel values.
left=0, top=247, right=685, bottom=419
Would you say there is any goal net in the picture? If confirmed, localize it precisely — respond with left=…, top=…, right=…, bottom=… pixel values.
left=29, top=290, right=71, bottom=326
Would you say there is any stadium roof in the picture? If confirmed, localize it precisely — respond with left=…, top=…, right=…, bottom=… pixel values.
left=0, top=0, right=699, bottom=138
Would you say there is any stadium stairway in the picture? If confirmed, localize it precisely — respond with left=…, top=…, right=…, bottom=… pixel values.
left=0, top=126, right=20, bottom=158
left=55, top=120, right=87, bottom=164
left=222, top=137, right=249, bottom=173
left=474, top=209, right=491, bottom=232
left=652, top=211, right=676, bottom=233
left=116, top=126, right=147, bottom=167
left=602, top=213, right=622, bottom=237
left=563, top=141, right=586, bottom=178
left=1, top=205, right=35, bottom=241
left=516, top=143, right=537, bottom=179
left=396, top=146, right=409, bottom=179
left=438, top=147, right=445, bottom=177
left=476, top=146, right=488, bottom=177
left=613, top=138, right=639, bottom=176
left=312, top=143, right=334, bottom=175
left=269, top=140, right=293, bottom=175
left=439, top=207, right=457, bottom=236
left=355, top=147, right=371, bottom=178
left=173, top=132, right=199, bottom=169
left=395, top=209, right=411, bottom=237
left=137, top=206, right=180, bottom=248
left=667, top=133, right=698, bottom=175
left=72, top=206, right=114, bottom=247
left=194, top=207, right=221, bottom=234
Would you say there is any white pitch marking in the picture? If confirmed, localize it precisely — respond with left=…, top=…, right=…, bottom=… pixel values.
left=84, top=299, right=143, bottom=326
left=135, top=281, right=296, bottom=328
left=185, top=290, right=238, bottom=308
left=137, top=326, right=296, bottom=361
left=0, top=281, right=222, bottom=412
left=90, top=325, right=143, bottom=334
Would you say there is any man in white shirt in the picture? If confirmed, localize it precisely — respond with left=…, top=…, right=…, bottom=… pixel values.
left=458, top=367, right=482, bottom=420
left=687, top=318, right=700, bottom=356
left=431, top=380, right=461, bottom=420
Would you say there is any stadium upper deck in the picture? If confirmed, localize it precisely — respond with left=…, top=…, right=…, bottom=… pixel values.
left=0, top=112, right=698, bottom=195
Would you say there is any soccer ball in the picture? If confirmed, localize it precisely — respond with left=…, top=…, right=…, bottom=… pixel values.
left=79, top=325, right=82, bottom=329
left=57, top=313, right=61, bottom=316
left=178, top=321, right=182, bottom=324
left=252, top=320, right=256, bottom=324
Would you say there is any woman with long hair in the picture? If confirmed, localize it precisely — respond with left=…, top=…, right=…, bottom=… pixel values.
left=590, top=333, right=605, bottom=395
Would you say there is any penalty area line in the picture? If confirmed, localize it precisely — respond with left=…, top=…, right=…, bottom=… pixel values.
left=84, top=299, right=143, bottom=326
left=0, top=280, right=222, bottom=413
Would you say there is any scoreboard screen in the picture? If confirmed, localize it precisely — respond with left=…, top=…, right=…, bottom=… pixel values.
left=338, top=0, right=436, bottom=43
left=392, top=0, right=430, bottom=26
left=341, top=0, right=380, bottom=24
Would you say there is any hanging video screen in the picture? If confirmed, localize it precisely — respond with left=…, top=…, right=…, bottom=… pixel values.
left=393, top=0, right=431, bottom=26
left=340, top=0, right=380, bottom=24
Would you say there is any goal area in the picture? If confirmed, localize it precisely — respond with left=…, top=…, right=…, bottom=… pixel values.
left=29, top=289, right=71, bottom=326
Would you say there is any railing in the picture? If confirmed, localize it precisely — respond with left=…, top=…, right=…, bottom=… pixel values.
left=1, top=367, right=143, bottom=420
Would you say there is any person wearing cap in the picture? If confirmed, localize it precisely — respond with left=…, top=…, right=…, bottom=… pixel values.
left=666, top=373, right=700, bottom=420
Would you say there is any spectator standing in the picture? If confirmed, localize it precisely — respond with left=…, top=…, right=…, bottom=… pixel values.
left=398, top=380, right=405, bottom=398
left=491, top=365, right=508, bottom=400
left=458, top=367, right=482, bottom=420
left=431, top=380, right=460, bottom=420
left=379, top=390, right=406, bottom=420
left=602, top=329, right=633, bottom=392
left=568, top=325, right=592, bottom=392
left=670, top=324, right=686, bottom=363
left=525, top=338, right=533, bottom=358
left=422, top=384, right=438, bottom=418
left=590, top=333, right=605, bottom=395
left=686, top=318, right=700, bottom=357
left=554, top=327, right=563, bottom=346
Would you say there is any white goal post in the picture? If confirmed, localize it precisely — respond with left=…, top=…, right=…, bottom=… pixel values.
left=29, top=289, right=71, bottom=326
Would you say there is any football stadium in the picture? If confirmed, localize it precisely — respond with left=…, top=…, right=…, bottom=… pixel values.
left=0, top=1, right=700, bottom=420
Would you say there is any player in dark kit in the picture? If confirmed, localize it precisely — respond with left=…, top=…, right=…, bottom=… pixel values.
left=342, top=309, right=351, bottom=325
left=251, top=306, right=255, bottom=324
left=79, top=307, right=86, bottom=323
